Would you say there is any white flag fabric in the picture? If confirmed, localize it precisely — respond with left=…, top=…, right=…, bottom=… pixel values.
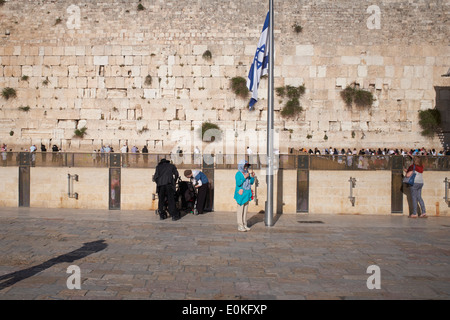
left=247, top=11, right=270, bottom=110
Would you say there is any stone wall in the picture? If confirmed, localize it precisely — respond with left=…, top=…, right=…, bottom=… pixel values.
left=1, top=166, right=449, bottom=215
left=309, top=170, right=392, bottom=214
left=0, top=167, right=18, bottom=207
left=30, top=167, right=109, bottom=209
left=0, top=0, right=449, bottom=153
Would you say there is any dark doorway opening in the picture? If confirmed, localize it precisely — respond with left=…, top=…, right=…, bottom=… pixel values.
left=435, top=86, right=450, bottom=149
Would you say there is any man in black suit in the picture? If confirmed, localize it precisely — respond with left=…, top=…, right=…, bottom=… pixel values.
left=153, top=159, right=180, bottom=221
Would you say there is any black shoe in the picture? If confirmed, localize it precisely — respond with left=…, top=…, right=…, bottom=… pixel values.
left=160, top=214, right=167, bottom=220
left=172, top=215, right=180, bottom=221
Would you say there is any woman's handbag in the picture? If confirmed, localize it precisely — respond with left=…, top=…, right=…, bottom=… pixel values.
left=406, top=165, right=416, bottom=186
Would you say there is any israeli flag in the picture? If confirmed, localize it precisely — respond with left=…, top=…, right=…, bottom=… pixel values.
left=247, top=11, right=270, bottom=110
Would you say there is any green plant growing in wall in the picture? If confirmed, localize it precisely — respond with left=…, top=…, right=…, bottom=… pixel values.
left=1, top=87, right=17, bottom=100
left=230, top=77, right=249, bottom=99
left=74, top=126, right=87, bottom=138
left=138, top=126, right=149, bottom=135
left=340, top=82, right=374, bottom=107
left=275, top=86, right=285, bottom=97
left=18, top=106, right=30, bottom=112
left=281, top=99, right=302, bottom=118
left=202, top=50, right=212, bottom=61
left=137, top=3, right=145, bottom=11
left=276, top=85, right=306, bottom=119
left=199, top=122, right=222, bottom=142
left=292, top=23, right=303, bottom=33
left=418, top=108, right=441, bottom=137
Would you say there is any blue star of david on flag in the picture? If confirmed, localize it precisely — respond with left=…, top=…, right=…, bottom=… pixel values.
left=247, top=11, right=270, bottom=110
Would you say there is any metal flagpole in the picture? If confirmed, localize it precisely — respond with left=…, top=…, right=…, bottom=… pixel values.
left=265, top=0, right=274, bottom=227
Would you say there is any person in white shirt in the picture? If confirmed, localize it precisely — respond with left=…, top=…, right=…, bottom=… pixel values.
left=120, top=144, right=128, bottom=166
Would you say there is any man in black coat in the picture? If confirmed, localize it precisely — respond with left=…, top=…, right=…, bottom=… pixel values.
left=153, top=159, right=180, bottom=220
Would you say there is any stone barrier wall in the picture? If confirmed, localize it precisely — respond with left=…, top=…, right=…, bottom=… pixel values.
left=1, top=165, right=449, bottom=215
left=0, top=167, right=18, bottom=207
left=30, top=167, right=109, bottom=209
left=0, top=0, right=449, bottom=153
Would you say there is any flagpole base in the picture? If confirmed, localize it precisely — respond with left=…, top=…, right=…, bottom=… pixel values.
left=264, top=201, right=274, bottom=227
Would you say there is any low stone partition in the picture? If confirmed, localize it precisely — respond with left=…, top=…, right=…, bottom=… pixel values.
left=1, top=154, right=449, bottom=216
left=0, top=167, right=18, bottom=207
left=30, top=167, right=109, bottom=210
left=120, top=168, right=156, bottom=211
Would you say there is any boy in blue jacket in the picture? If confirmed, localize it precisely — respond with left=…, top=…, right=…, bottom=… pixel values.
left=234, top=160, right=255, bottom=231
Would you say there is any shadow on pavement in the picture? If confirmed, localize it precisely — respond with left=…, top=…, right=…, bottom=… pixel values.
left=0, top=240, right=107, bottom=290
left=248, top=212, right=282, bottom=227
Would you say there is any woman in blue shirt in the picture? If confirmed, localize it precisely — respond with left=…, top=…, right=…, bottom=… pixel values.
left=234, top=160, right=255, bottom=231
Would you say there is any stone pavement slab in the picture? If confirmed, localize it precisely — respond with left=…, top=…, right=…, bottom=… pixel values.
left=0, top=207, right=449, bottom=301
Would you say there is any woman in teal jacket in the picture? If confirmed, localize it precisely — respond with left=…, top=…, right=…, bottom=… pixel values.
left=234, top=159, right=255, bottom=231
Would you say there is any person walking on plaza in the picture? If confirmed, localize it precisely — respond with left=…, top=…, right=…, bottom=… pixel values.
left=404, top=156, right=427, bottom=218
left=153, top=158, right=180, bottom=221
left=234, top=159, right=256, bottom=232
left=184, top=169, right=209, bottom=215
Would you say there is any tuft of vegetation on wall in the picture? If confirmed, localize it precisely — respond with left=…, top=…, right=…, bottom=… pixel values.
left=1, top=87, right=17, bottom=100
left=276, top=85, right=306, bottom=118
left=340, top=82, right=374, bottom=107
left=419, top=108, right=441, bottom=137
left=230, top=77, right=249, bottom=99
left=74, top=126, right=87, bottom=138
left=199, top=122, right=222, bottom=142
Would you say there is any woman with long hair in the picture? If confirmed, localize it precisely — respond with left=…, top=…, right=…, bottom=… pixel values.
left=405, top=156, right=427, bottom=218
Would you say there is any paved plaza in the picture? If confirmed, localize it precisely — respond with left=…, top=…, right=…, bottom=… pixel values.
left=0, top=207, right=449, bottom=300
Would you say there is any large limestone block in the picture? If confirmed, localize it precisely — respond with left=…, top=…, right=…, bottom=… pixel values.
left=80, top=109, right=102, bottom=120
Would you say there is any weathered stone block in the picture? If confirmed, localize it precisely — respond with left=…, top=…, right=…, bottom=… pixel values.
left=94, top=56, right=109, bottom=66
left=80, top=109, right=102, bottom=120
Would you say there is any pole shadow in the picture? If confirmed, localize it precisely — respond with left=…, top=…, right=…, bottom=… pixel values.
left=0, top=240, right=107, bottom=291
left=248, top=211, right=282, bottom=227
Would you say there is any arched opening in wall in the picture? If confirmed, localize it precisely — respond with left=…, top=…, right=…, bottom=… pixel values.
left=435, top=86, right=450, bottom=149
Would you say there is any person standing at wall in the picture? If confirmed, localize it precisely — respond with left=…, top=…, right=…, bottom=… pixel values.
left=404, top=156, right=427, bottom=218
left=153, top=158, right=180, bottom=221
left=30, top=144, right=37, bottom=167
left=184, top=169, right=209, bottom=215
left=234, top=159, right=255, bottom=232
left=1, top=144, right=7, bottom=167
left=142, top=145, right=148, bottom=165
left=120, top=144, right=128, bottom=167
left=41, top=144, right=47, bottom=164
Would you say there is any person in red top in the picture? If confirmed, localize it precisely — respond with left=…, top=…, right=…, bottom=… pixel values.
left=404, top=157, right=427, bottom=218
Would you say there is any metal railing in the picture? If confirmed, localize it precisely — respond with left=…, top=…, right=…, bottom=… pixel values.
left=2, top=152, right=450, bottom=171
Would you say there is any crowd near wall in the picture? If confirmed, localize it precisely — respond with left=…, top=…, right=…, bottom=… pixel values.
left=0, top=0, right=449, bottom=154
